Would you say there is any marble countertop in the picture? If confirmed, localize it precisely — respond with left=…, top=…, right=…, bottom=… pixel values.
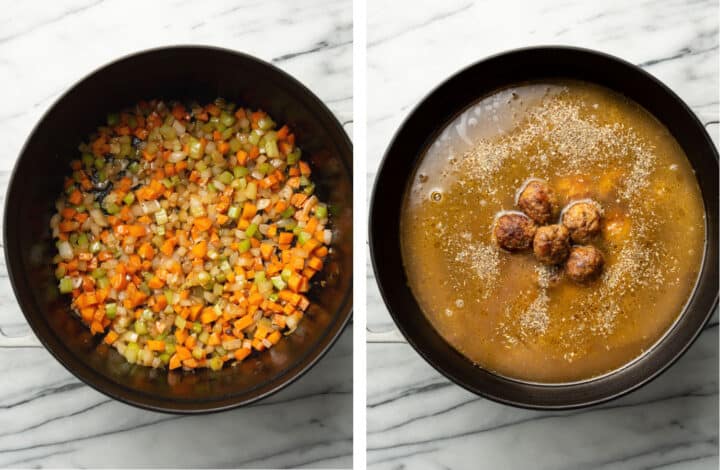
left=367, top=0, right=718, bottom=468
left=0, top=0, right=352, bottom=468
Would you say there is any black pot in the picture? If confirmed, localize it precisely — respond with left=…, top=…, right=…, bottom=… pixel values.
left=4, top=46, right=353, bottom=413
left=369, top=46, right=718, bottom=409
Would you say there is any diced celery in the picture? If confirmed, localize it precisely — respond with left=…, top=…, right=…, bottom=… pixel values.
left=298, top=231, right=312, bottom=245
left=159, top=353, right=170, bottom=365
left=134, top=320, right=148, bottom=335
left=245, top=182, right=257, bottom=200
left=165, top=343, right=176, bottom=355
left=192, top=346, right=204, bottom=359
left=105, top=302, right=117, bottom=319
left=174, top=316, right=186, bottom=330
left=218, top=171, right=234, bottom=185
left=107, top=113, right=120, bottom=126
left=281, top=267, right=293, bottom=282
left=220, top=112, right=236, bottom=127
left=128, top=161, right=140, bottom=173
left=238, top=239, right=251, bottom=253
left=233, top=166, right=249, bottom=177
left=257, top=162, right=272, bottom=175
left=197, top=271, right=211, bottom=286
left=304, top=183, right=315, bottom=195
left=209, top=356, right=224, bottom=371
left=188, top=137, right=204, bottom=159
left=257, top=116, right=274, bottom=130
left=104, top=201, right=120, bottom=215
left=315, top=205, right=328, bottom=219
left=77, top=233, right=89, bottom=249
left=227, top=205, right=240, bottom=219
left=142, top=309, right=153, bottom=320
left=90, top=268, right=106, bottom=279
left=286, top=150, right=301, bottom=165
left=199, top=331, right=210, bottom=344
left=155, top=208, right=168, bottom=225
left=59, top=277, right=74, bottom=294
left=299, top=176, right=310, bottom=187
left=271, top=275, right=286, bottom=290
left=192, top=322, right=203, bottom=334
left=265, top=139, right=279, bottom=158
left=82, top=153, right=94, bottom=167
left=96, top=277, right=110, bottom=289
left=90, top=240, right=103, bottom=253
left=255, top=271, right=266, bottom=283
left=268, top=293, right=279, bottom=302
left=281, top=207, right=295, bottom=218
left=125, top=342, right=139, bottom=363
left=245, top=223, right=258, bottom=238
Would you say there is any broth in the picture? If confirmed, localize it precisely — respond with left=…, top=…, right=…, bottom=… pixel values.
left=400, top=80, right=705, bottom=383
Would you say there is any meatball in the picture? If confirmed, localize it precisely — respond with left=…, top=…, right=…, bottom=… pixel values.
left=562, top=201, right=602, bottom=243
left=565, top=245, right=604, bottom=283
left=533, top=224, right=570, bottom=265
left=494, top=212, right=537, bottom=251
left=517, top=180, right=558, bottom=224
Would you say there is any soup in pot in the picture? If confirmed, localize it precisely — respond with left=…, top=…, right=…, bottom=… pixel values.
left=400, top=80, right=705, bottom=383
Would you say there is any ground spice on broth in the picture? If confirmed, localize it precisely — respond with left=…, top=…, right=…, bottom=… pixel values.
left=400, top=80, right=705, bottom=383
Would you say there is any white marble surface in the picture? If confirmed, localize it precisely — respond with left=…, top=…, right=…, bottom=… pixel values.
left=367, top=0, right=719, bottom=468
left=0, top=0, right=352, bottom=468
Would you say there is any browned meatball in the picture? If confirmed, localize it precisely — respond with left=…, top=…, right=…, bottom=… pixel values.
left=494, top=212, right=537, bottom=251
left=562, top=201, right=602, bottom=243
left=517, top=180, right=558, bottom=224
left=533, top=224, right=570, bottom=265
left=565, top=245, right=604, bottom=283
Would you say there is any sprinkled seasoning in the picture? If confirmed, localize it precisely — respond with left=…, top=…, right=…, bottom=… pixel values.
left=400, top=81, right=705, bottom=383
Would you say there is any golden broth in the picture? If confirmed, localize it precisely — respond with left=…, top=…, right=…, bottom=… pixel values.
left=400, top=81, right=705, bottom=383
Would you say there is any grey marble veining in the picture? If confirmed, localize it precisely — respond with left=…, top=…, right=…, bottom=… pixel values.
left=367, top=0, right=719, bottom=468
left=0, top=0, right=352, bottom=468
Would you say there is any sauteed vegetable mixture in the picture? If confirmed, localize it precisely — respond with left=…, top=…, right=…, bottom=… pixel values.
left=50, top=99, right=332, bottom=371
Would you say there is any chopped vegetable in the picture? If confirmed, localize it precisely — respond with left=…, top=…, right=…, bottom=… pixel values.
left=50, top=99, right=330, bottom=372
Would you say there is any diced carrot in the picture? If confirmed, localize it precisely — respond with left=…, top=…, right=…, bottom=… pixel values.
left=61, top=207, right=77, bottom=219
left=299, top=161, right=311, bottom=176
left=234, top=315, right=254, bottom=331
left=193, top=217, right=212, bottom=231
left=80, top=307, right=95, bottom=322
left=234, top=348, right=251, bottom=361
left=259, top=243, right=274, bottom=260
left=104, top=330, right=119, bottom=345
left=200, top=307, right=218, bottom=324
left=175, top=345, right=192, bottom=360
left=169, top=353, right=182, bottom=370
left=175, top=328, right=188, bottom=345
left=59, top=220, right=79, bottom=232
left=236, top=150, right=248, bottom=165
left=208, top=332, right=221, bottom=346
left=267, top=330, right=282, bottom=345
left=190, top=240, right=207, bottom=259
left=307, top=256, right=323, bottom=271
left=137, top=242, right=154, bottom=260
left=278, top=232, right=294, bottom=244
left=147, top=276, right=165, bottom=289
left=90, top=321, right=105, bottom=335
left=160, top=238, right=177, bottom=256
left=288, top=273, right=305, bottom=293
left=242, top=202, right=257, bottom=219
left=206, top=103, right=221, bottom=117
left=147, top=340, right=165, bottom=351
